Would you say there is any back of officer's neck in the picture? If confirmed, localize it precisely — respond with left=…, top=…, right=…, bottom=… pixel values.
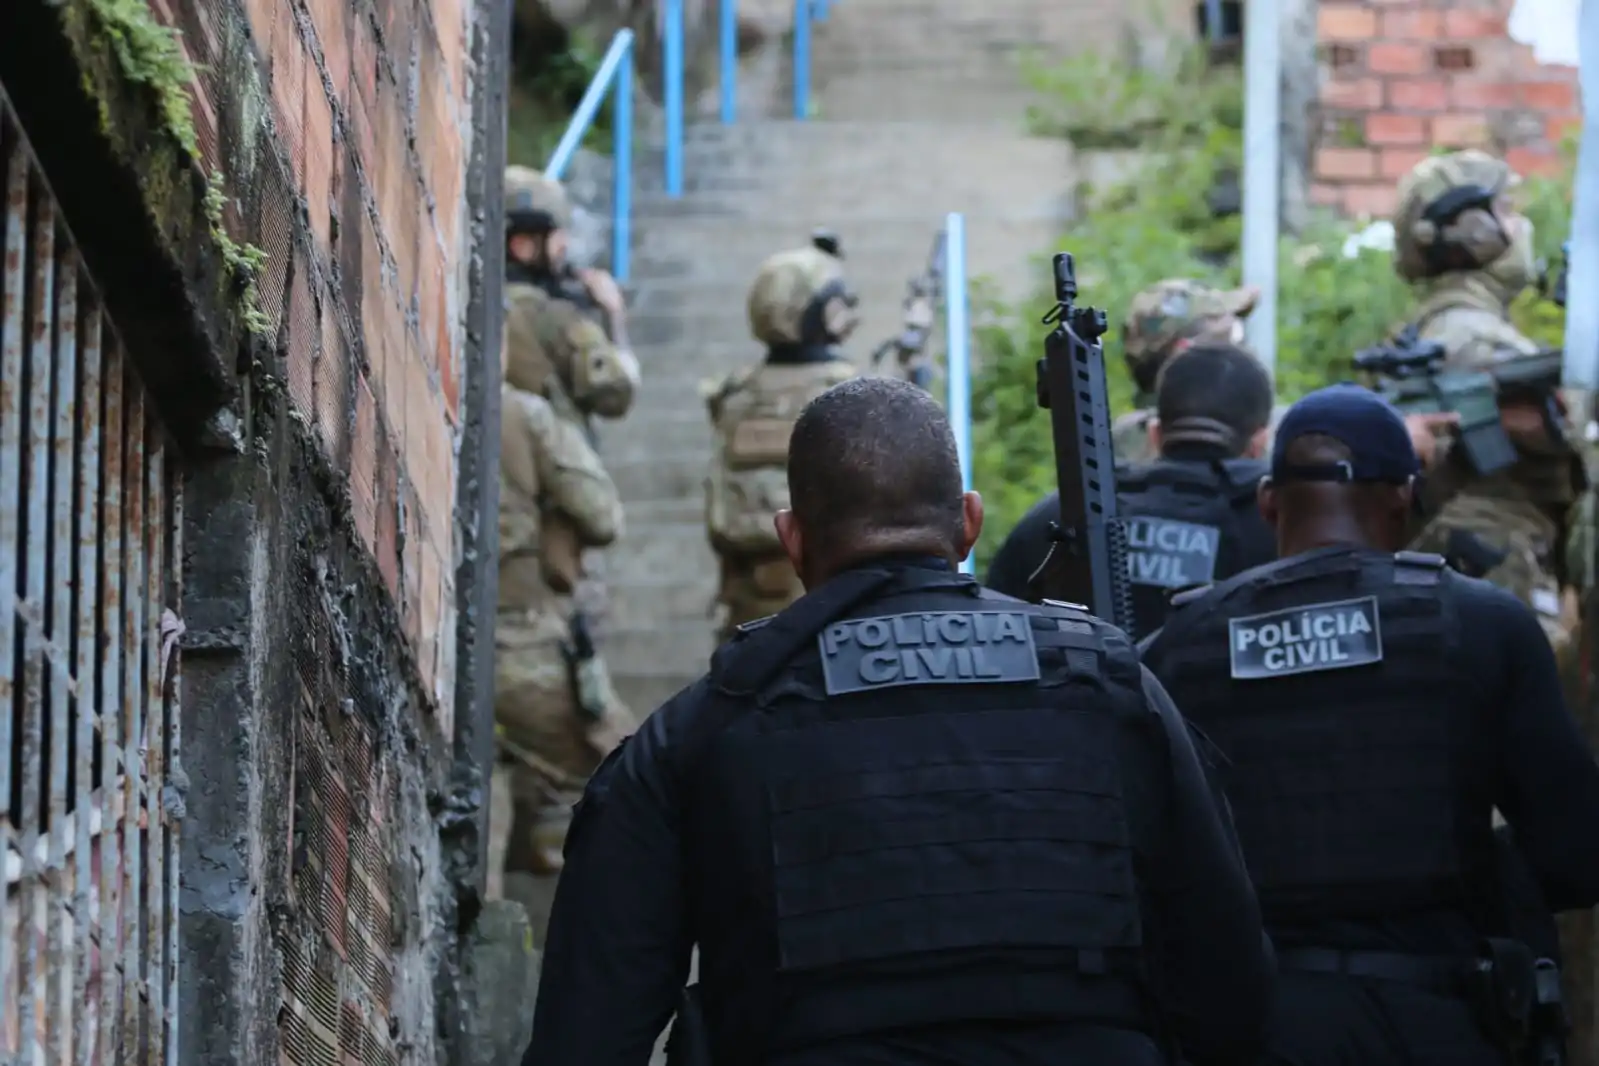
left=809, top=537, right=957, bottom=587
left=1160, top=440, right=1240, bottom=463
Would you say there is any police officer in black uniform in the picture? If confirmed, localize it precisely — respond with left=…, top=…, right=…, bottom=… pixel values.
left=1140, top=384, right=1599, bottom=1066
left=986, top=343, right=1276, bottom=639
left=525, top=377, right=1274, bottom=1066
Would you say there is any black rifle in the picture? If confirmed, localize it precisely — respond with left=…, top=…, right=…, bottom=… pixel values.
left=871, top=229, right=946, bottom=391
left=1353, top=325, right=1566, bottom=477
left=563, top=610, right=607, bottom=721
left=1026, top=252, right=1137, bottom=633
left=664, top=986, right=713, bottom=1066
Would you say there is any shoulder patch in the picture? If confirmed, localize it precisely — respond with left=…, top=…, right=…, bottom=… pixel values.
left=1228, top=595, right=1383, bottom=680
left=817, top=610, right=1041, bottom=696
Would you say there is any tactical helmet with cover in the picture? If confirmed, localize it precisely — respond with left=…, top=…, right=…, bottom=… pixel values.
left=747, top=245, right=861, bottom=347
left=1122, top=279, right=1259, bottom=394
left=505, top=286, right=637, bottom=419
left=1393, top=150, right=1533, bottom=295
left=505, top=165, right=573, bottom=235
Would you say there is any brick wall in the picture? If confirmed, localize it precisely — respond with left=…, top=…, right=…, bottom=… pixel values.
left=149, top=0, right=472, bottom=727
left=1312, top=0, right=1579, bottom=218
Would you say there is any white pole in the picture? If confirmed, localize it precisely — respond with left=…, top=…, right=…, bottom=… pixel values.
left=1564, top=0, right=1599, bottom=391
left=1241, top=0, right=1282, bottom=374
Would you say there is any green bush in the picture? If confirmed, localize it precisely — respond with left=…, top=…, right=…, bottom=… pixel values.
left=507, top=30, right=613, bottom=168
left=971, top=45, right=1574, bottom=568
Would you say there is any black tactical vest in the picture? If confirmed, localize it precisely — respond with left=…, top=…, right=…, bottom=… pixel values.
left=1149, top=548, right=1494, bottom=925
left=1118, top=457, right=1275, bottom=641
left=681, top=564, right=1160, bottom=1063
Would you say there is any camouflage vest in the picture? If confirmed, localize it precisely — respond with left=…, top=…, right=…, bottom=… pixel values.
left=704, top=358, right=858, bottom=558
left=498, top=386, right=554, bottom=616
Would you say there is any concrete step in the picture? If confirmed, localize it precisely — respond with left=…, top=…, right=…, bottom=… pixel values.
left=610, top=453, right=708, bottom=505
left=605, top=625, right=719, bottom=682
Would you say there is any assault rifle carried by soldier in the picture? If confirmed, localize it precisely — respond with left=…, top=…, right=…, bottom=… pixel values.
left=870, top=228, right=946, bottom=391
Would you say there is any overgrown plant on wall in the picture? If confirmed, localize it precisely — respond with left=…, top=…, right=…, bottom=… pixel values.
left=972, top=43, right=1574, bottom=567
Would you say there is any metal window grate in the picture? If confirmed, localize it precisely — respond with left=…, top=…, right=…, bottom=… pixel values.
left=0, top=92, right=182, bottom=1066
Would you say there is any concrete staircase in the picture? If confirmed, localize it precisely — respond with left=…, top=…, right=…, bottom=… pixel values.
left=600, top=0, right=1167, bottom=716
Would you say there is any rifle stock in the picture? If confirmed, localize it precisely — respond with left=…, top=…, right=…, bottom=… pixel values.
left=1027, top=253, right=1137, bottom=634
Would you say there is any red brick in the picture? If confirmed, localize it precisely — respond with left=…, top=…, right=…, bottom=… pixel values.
left=376, top=443, right=401, bottom=599
left=1319, top=5, right=1377, bottom=40
left=360, top=211, right=386, bottom=366
left=1369, top=43, right=1430, bottom=75
left=382, top=297, right=409, bottom=442
left=1443, top=10, right=1507, bottom=38
left=1506, top=147, right=1566, bottom=178
left=417, top=544, right=443, bottom=704
left=242, top=0, right=273, bottom=57
left=1343, top=183, right=1399, bottom=219
left=1431, top=113, right=1491, bottom=147
left=304, top=82, right=335, bottom=254
left=1310, top=182, right=1344, bottom=208
left=270, top=7, right=308, bottom=180
left=306, top=0, right=350, bottom=107
left=1322, top=77, right=1383, bottom=110
left=315, top=307, right=351, bottom=467
left=1388, top=77, right=1450, bottom=111
left=1366, top=113, right=1427, bottom=146
left=1380, top=9, right=1442, bottom=38
left=287, top=265, right=317, bottom=417
left=1450, top=80, right=1520, bottom=110
left=352, top=375, right=379, bottom=554
left=1521, top=80, right=1578, bottom=112
left=1379, top=147, right=1430, bottom=179
left=350, top=9, right=380, bottom=115
left=1315, top=147, right=1378, bottom=180
left=401, top=490, right=425, bottom=646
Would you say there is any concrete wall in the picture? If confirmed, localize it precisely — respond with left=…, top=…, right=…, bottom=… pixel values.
left=0, top=0, right=512, bottom=1059
left=1311, top=0, right=1580, bottom=218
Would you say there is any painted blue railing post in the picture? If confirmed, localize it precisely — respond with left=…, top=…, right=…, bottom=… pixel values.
left=720, top=0, right=737, bottom=123
left=943, top=211, right=973, bottom=574
left=544, top=30, right=636, bottom=281
left=613, top=58, right=632, bottom=279
left=792, top=0, right=811, bottom=119
left=664, top=0, right=685, bottom=195
left=814, top=0, right=831, bottom=22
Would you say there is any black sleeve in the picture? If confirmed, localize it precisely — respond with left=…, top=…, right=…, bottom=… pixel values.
left=1481, top=587, right=1599, bottom=911
left=1138, top=667, right=1275, bottom=1066
left=524, top=692, right=697, bottom=1066
left=984, top=495, right=1057, bottom=599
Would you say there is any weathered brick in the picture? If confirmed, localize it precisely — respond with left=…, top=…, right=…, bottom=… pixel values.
left=1379, top=147, right=1429, bottom=179
left=304, top=79, right=336, bottom=255
left=1368, top=43, right=1430, bottom=75
left=382, top=297, right=410, bottom=443
left=401, top=489, right=426, bottom=647
left=1431, top=113, right=1491, bottom=147
left=270, top=4, right=309, bottom=182
left=1315, top=147, right=1378, bottom=180
left=1506, top=147, right=1566, bottom=178
left=417, top=544, right=444, bottom=704
left=1322, top=78, right=1383, bottom=111
left=1442, top=10, right=1507, bottom=38
left=1319, top=5, right=1377, bottom=40
left=352, top=375, right=379, bottom=554
left=242, top=0, right=273, bottom=53
left=360, top=211, right=387, bottom=372
left=306, top=0, right=351, bottom=108
left=316, top=307, right=352, bottom=470
left=395, top=176, right=422, bottom=315
left=376, top=441, right=401, bottom=600
left=1342, top=182, right=1399, bottom=219
left=1387, top=77, right=1449, bottom=111
left=1521, top=80, right=1577, bottom=112
left=1450, top=80, right=1520, bottom=110
left=1366, top=113, right=1426, bottom=146
left=288, top=261, right=318, bottom=417
left=1310, top=182, right=1344, bottom=208
left=351, top=6, right=381, bottom=117
left=1379, top=9, right=1441, bottom=38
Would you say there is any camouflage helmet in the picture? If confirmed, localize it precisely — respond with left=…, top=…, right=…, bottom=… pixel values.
left=1121, top=279, right=1258, bottom=390
left=747, top=245, right=859, bottom=347
left=505, top=165, right=572, bottom=234
left=505, top=287, right=637, bottom=418
left=1393, top=150, right=1519, bottom=281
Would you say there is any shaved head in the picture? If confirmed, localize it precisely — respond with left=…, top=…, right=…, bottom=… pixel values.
left=780, top=377, right=980, bottom=585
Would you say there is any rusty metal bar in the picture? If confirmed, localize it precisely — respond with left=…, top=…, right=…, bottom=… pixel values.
left=20, top=183, right=59, bottom=1064
left=0, top=120, right=28, bottom=1052
left=120, top=376, right=147, bottom=1066
left=74, top=306, right=102, bottom=1066
left=98, top=334, right=125, bottom=1066
left=48, top=248, right=80, bottom=1066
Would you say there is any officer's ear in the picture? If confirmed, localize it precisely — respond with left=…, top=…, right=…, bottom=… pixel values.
left=958, top=491, right=984, bottom=562
left=1146, top=418, right=1163, bottom=455
left=1256, top=477, right=1280, bottom=528
left=775, top=508, right=804, bottom=574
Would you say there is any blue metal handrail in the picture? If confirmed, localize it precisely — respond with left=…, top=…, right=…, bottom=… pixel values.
left=545, top=29, right=635, bottom=280
left=943, top=212, right=973, bottom=574
left=792, top=0, right=812, bottom=119
left=663, top=0, right=685, bottom=196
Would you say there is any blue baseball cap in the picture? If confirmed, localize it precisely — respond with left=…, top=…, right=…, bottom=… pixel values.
left=1270, top=384, right=1419, bottom=485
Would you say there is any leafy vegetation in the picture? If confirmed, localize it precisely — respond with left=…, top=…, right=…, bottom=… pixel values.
left=508, top=26, right=614, bottom=167
left=970, top=43, right=1575, bottom=566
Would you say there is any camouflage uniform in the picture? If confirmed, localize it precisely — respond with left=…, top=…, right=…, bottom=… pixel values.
left=494, top=381, right=633, bottom=941
left=1395, top=152, right=1586, bottom=658
left=703, top=245, right=861, bottom=642
left=1113, top=279, right=1269, bottom=464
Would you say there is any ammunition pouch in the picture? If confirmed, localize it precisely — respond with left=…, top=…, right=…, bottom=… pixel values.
left=541, top=515, right=584, bottom=594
